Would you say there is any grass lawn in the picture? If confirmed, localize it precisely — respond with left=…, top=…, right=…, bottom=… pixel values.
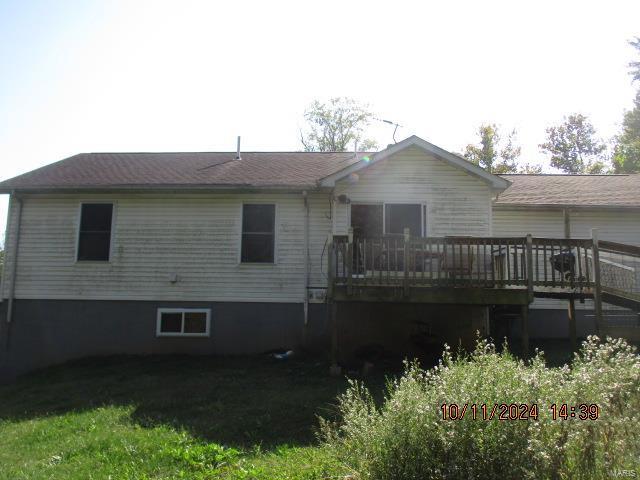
left=0, top=354, right=387, bottom=479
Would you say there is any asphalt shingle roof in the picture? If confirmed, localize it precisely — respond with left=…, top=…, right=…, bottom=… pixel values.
left=0, top=152, right=367, bottom=191
left=1, top=152, right=639, bottom=208
left=496, top=174, right=640, bottom=207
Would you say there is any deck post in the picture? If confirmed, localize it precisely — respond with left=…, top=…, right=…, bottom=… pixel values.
left=403, top=227, right=410, bottom=296
left=568, top=296, right=577, bottom=351
left=521, top=305, right=529, bottom=358
left=329, top=300, right=341, bottom=375
left=347, top=228, right=354, bottom=296
left=564, top=213, right=578, bottom=350
left=327, top=236, right=334, bottom=300
left=526, top=234, right=534, bottom=302
left=591, top=229, right=603, bottom=336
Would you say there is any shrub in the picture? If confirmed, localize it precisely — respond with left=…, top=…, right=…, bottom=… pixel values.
left=320, top=336, right=640, bottom=480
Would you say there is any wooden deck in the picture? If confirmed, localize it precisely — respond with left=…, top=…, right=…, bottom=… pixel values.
left=326, top=229, right=640, bottom=366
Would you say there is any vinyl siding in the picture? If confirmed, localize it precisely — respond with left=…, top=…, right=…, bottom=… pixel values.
left=2, top=193, right=313, bottom=302
left=333, top=146, right=493, bottom=237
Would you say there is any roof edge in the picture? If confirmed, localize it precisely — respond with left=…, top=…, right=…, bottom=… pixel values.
left=0, top=184, right=331, bottom=195
left=493, top=203, right=640, bottom=211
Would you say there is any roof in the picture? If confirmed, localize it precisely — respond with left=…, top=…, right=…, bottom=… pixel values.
left=0, top=151, right=370, bottom=192
left=496, top=174, right=640, bottom=208
left=1, top=140, right=639, bottom=209
left=321, top=135, right=510, bottom=192
left=0, top=135, right=510, bottom=193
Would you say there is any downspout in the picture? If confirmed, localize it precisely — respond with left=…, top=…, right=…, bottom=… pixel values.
left=302, top=191, right=310, bottom=327
left=6, top=192, right=23, bottom=333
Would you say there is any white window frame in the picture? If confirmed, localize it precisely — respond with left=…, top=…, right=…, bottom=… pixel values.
left=238, top=202, right=278, bottom=265
left=156, top=308, right=211, bottom=337
left=75, top=201, right=116, bottom=263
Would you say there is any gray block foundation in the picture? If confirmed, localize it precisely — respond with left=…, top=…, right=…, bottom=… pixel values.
left=0, top=299, right=328, bottom=382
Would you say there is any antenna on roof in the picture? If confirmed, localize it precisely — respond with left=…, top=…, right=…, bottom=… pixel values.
left=374, top=117, right=403, bottom=144
left=236, top=136, right=241, bottom=160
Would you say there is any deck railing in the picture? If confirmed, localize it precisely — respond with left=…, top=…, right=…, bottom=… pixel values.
left=327, top=230, right=633, bottom=299
left=597, top=241, right=640, bottom=301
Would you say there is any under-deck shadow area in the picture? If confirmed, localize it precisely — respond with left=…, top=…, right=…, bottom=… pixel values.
left=0, top=354, right=390, bottom=450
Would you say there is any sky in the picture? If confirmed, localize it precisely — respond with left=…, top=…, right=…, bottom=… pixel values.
left=0, top=0, right=639, bottom=237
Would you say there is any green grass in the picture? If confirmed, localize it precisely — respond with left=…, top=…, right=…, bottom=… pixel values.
left=0, top=355, right=382, bottom=479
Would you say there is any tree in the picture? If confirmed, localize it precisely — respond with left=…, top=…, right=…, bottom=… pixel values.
left=630, top=37, right=640, bottom=83
left=612, top=38, right=640, bottom=173
left=539, top=114, right=607, bottom=174
left=519, top=163, right=543, bottom=174
left=300, top=97, right=377, bottom=152
left=463, top=124, right=521, bottom=173
left=613, top=91, right=640, bottom=173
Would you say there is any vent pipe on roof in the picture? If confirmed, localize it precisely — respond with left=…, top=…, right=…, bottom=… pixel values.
left=236, top=136, right=241, bottom=160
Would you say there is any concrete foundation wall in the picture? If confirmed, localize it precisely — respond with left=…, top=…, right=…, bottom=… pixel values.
left=0, top=300, right=329, bottom=382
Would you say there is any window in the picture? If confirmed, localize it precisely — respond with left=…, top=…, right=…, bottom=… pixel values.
left=241, top=204, right=275, bottom=263
left=77, top=203, right=114, bottom=261
left=156, top=309, right=210, bottom=337
left=384, top=204, right=423, bottom=236
left=351, top=204, right=383, bottom=239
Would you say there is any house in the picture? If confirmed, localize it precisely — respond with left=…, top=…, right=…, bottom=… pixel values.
left=0, top=135, right=638, bottom=381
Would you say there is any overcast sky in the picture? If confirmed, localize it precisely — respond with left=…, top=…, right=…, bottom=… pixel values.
left=0, top=0, right=639, bottom=235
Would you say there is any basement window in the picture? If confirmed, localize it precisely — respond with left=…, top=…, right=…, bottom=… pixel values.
left=156, top=309, right=211, bottom=337
left=241, top=204, right=275, bottom=263
left=77, top=203, right=114, bottom=261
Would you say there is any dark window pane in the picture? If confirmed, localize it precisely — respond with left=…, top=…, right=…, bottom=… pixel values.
left=77, top=232, right=111, bottom=261
left=351, top=204, right=383, bottom=238
left=385, top=204, right=422, bottom=236
left=160, top=313, right=182, bottom=333
left=241, top=204, right=275, bottom=263
left=241, top=233, right=274, bottom=263
left=184, top=312, right=207, bottom=333
left=78, top=203, right=113, bottom=261
left=80, top=204, right=113, bottom=231
left=242, top=204, right=275, bottom=233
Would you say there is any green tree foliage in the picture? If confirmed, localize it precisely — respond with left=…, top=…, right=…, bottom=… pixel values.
left=300, top=97, right=377, bottom=152
left=630, top=37, right=640, bottom=83
left=463, top=124, right=522, bottom=173
left=613, top=91, right=640, bottom=173
left=539, top=114, right=607, bottom=174
left=612, top=38, right=640, bottom=173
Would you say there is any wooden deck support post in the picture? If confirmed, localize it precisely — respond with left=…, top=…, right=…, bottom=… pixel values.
left=327, top=236, right=341, bottom=375
left=329, top=301, right=340, bottom=376
left=327, top=236, right=334, bottom=300
left=346, top=227, right=353, bottom=296
left=403, top=227, right=410, bottom=296
left=591, top=229, right=603, bottom=336
left=563, top=211, right=578, bottom=350
left=526, top=234, right=534, bottom=302
left=521, top=304, right=529, bottom=358
left=568, top=296, right=577, bottom=351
